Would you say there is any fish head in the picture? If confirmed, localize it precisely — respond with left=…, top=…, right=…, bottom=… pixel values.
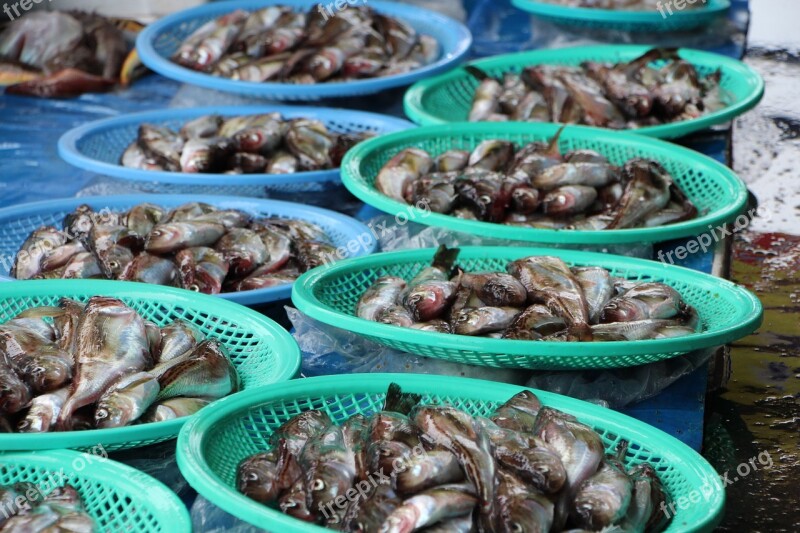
left=306, top=460, right=355, bottom=512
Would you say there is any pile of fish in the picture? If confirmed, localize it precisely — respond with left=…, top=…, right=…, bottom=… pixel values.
left=171, top=6, right=439, bottom=83
left=467, top=48, right=726, bottom=127
left=375, top=131, right=697, bottom=230
left=356, top=247, right=699, bottom=341
left=0, top=11, right=143, bottom=98
left=0, top=296, right=239, bottom=432
left=0, top=483, right=94, bottom=532
left=237, top=383, right=671, bottom=531
left=11, top=202, right=337, bottom=293
left=120, top=113, right=372, bottom=174
left=541, top=0, right=702, bottom=10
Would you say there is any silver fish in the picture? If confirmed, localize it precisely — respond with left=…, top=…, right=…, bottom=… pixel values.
left=215, top=228, right=267, bottom=277
left=573, top=267, right=614, bottom=324
left=571, top=459, right=633, bottom=530
left=12, top=226, right=67, bottom=280
left=157, top=320, right=203, bottom=363
left=542, top=185, right=598, bottom=217
left=453, top=306, right=521, bottom=336
left=600, top=282, right=683, bottom=323
left=394, top=450, right=464, bottom=495
left=95, top=371, right=160, bottom=428
left=375, top=148, right=433, bottom=202
left=532, top=162, right=617, bottom=191
left=139, top=397, right=210, bottom=423
left=357, top=276, right=407, bottom=321
left=380, top=483, right=477, bottom=533
left=175, top=246, right=230, bottom=294
left=467, top=140, right=515, bottom=171
left=377, top=305, right=415, bottom=328
left=118, top=253, right=179, bottom=286
left=137, top=124, right=183, bottom=171
left=151, top=339, right=238, bottom=401
left=179, top=114, right=223, bottom=140
left=57, top=296, right=151, bottom=430
left=145, top=222, right=226, bottom=254
left=502, top=304, right=566, bottom=340
left=126, top=203, right=165, bottom=238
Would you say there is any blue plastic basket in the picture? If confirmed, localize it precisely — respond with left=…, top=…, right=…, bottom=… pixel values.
left=0, top=194, right=377, bottom=305
left=136, top=0, right=473, bottom=100
left=58, top=105, right=413, bottom=193
left=510, top=0, right=730, bottom=32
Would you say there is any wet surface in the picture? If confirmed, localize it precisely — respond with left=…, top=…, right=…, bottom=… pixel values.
left=706, top=0, right=800, bottom=528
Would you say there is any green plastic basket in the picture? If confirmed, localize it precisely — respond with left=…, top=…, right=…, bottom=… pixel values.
left=291, top=247, right=762, bottom=369
left=341, top=122, right=748, bottom=245
left=0, top=449, right=190, bottom=532
left=510, top=0, right=731, bottom=32
left=403, top=45, right=764, bottom=138
left=0, top=279, right=300, bottom=451
left=177, top=374, right=725, bottom=533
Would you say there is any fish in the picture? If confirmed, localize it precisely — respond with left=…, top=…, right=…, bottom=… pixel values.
left=137, top=124, right=183, bottom=171
left=279, top=477, right=316, bottom=523
left=175, top=247, right=230, bottom=294
left=0, top=359, right=32, bottom=416
left=502, top=304, right=566, bottom=340
left=295, top=240, right=338, bottom=272
left=495, top=468, right=555, bottom=533
left=534, top=407, right=606, bottom=530
left=179, top=136, right=236, bottom=173
left=126, top=203, right=165, bottom=238
left=267, top=151, right=299, bottom=174
left=0, top=325, right=73, bottom=394
left=467, top=68, right=503, bottom=122
left=145, top=222, right=226, bottom=254
left=375, top=148, right=434, bottom=202
left=156, top=320, right=203, bottom=363
left=342, top=413, right=371, bottom=482
left=342, top=481, right=402, bottom=532
left=285, top=119, right=334, bottom=170
left=542, top=185, right=598, bottom=217
left=453, top=307, right=521, bottom=336
left=531, top=162, right=617, bottom=191
left=56, top=296, right=151, bottom=430
left=571, top=458, right=633, bottom=530
left=238, top=439, right=302, bottom=504
left=590, top=319, right=686, bottom=341
left=94, top=371, right=160, bottom=428
left=271, top=409, right=332, bottom=457
left=599, top=283, right=684, bottom=323
left=606, top=159, right=672, bottom=229
left=214, top=228, right=268, bottom=277
left=379, top=483, right=478, bottom=533
left=468, top=140, right=515, bottom=171
left=411, top=406, right=496, bottom=529
left=394, top=450, right=465, bottom=495
left=357, top=276, right=408, bottom=321
left=179, top=114, right=223, bottom=140
left=139, top=397, right=210, bottom=423
left=12, top=226, right=67, bottom=280
left=118, top=253, right=180, bottom=286
left=573, top=267, right=615, bottom=324
left=301, top=421, right=357, bottom=516
left=435, top=150, right=470, bottom=173
left=507, top=256, right=592, bottom=340
left=403, top=280, right=459, bottom=323
left=460, top=273, right=528, bottom=308
left=409, top=320, right=452, bottom=333
left=378, top=306, right=415, bottom=328
left=40, top=241, right=87, bottom=272
left=151, top=339, right=238, bottom=401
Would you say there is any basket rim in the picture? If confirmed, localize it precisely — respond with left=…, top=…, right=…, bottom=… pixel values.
left=176, top=373, right=725, bottom=533
left=0, top=278, right=301, bottom=450
left=0, top=194, right=377, bottom=306
left=340, top=121, right=749, bottom=244
left=291, top=246, right=763, bottom=358
left=57, top=105, right=413, bottom=186
left=135, top=0, right=473, bottom=100
left=509, top=0, right=731, bottom=25
left=403, top=44, right=765, bottom=139
left=0, top=450, right=191, bottom=532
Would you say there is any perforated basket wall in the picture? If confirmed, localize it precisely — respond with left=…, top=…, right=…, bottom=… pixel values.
left=0, top=450, right=191, bottom=532
left=177, top=375, right=725, bottom=532
left=135, top=0, right=472, bottom=101
left=341, top=122, right=748, bottom=245
left=57, top=105, right=413, bottom=196
left=0, top=195, right=376, bottom=305
left=0, top=279, right=300, bottom=451
left=403, top=45, right=764, bottom=139
left=509, top=0, right=730, bottom=32
left=292, top=247, right=762, bottom=369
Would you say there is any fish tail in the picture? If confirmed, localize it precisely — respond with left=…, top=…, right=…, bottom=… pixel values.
left=383, top=383, right=421, bottom=415
left=615, top=439, right=629, bottom=462
left=464, top=65, right=493, bottom=82
left=431, top=245, right=460, bottom=276
left=569, top=323, right=594, bottom=342
left=546, top=124, right=567, bottom=157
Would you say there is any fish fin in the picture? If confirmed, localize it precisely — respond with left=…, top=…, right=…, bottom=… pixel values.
left=615, top=439, right=629, bottom=462
left=431, top=245, right=461, bottom=276
left=383, top=383, right=421, bottom=415
left=464, top=65, right=492, bottom=82
left=15, top=306, right=65, bottom=319
left=5, top=68, right=115, bottom=98
left=545, top=124, right=567, bottom=157
left=120, top=49, right=146, bottom=86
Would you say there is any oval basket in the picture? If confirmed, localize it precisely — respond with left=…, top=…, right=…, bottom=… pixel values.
left=57, top=105, right=413, bottom=192
left=403, top=45, right=764, bottom=138
left=0, top=279, right=300, bottom=451
left=0, top=450, right=191, bottom=532
left=0, top=194, right=376, bottom=306
left=510, top=0, right=730, bottom=32
left=291, top=246, right=762, bottom=369
left=341, top=122, right=748, bottom=245
left=177, top=374, right=725, bottom=533
left=136, top=0, right=472, bottom=101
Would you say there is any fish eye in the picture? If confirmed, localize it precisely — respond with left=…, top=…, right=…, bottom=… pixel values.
left=312, top=479, right=325, bottom=491
left=188, top=284, right=201, bottom=292
left=512, top=524, right=523, bottom=533
left=479, top=195, right=491, bottom=204
left=108, top=261, right=119, bottom=269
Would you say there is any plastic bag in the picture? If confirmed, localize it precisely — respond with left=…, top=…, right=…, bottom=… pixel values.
left=287, top=307, right=531, bottom=384
left=190, top=495, right=263, bottom=533
left=367, top=214, right=654, bottom=258
left=108, top=440, right=190, bottom=498
left=525, top=348, right=715, bottom=409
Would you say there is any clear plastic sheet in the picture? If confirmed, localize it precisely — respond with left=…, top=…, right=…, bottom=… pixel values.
left=366, top=214, right=654, bottom=258
left=288, top=306, right=713, bottom=408
left=191, top=495, right=263, bottom=533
